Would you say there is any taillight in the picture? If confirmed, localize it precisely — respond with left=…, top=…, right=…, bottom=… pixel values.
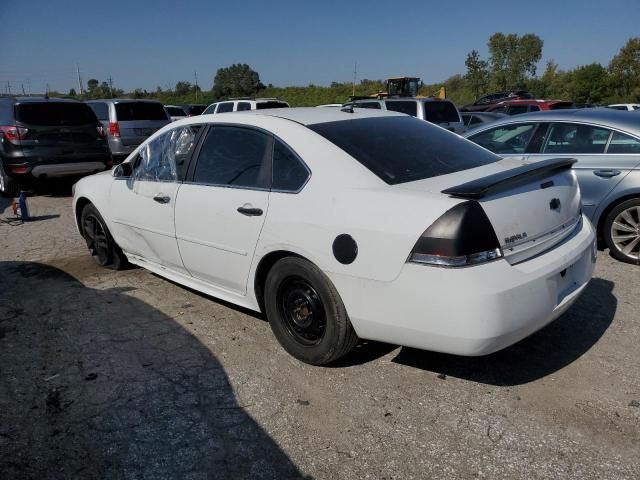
left=96, top=125, right=106, bottom=138
left=108, top=122, right=120, bottom=137
left=0, top=126, right=29, bottom=142
left=408, top=201, right=503, bottom=267
left=8, top=165, right=30, bottom=174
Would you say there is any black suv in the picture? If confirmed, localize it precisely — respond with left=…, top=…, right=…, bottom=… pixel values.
left=0, top=97, right=111, bottom=196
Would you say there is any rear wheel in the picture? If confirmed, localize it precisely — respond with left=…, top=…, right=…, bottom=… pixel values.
left=264, top=257, right=358, bottom=365
left=603, top=198, right=640, bottom=265
left=80, top=203, right=128, bottom=270
left=0, top=162, right=20, bottom=197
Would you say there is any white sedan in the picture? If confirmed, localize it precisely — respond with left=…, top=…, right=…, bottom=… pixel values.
left=72, top=108, right=596, bottom=365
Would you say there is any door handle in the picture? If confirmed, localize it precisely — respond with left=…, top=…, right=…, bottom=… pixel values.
left=594, top=169, right=621, bottom=178
left=237, top=205, right=263, bottom=216
left=153, top=194, right=171, bottom=204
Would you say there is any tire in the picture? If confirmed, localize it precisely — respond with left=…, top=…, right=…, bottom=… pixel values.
left=603, top=198, right=640, bottom=265
left=264, top=257, right=358, bottom=365
left=0, top=161, right=20, bottom=198
left=80, top=203, right=128, bottom=270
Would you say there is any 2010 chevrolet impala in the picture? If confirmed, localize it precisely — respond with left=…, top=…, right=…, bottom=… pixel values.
left=72, top=108, right=596, bottom=365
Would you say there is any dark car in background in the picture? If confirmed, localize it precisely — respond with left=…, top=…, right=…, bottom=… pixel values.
left=460, top=90, right=533, bottom=112
left=86, top=99, right=170, bottom=162
left=182, top=104, right=207, bottom=116
left=0, top=97, right=111, bottom=196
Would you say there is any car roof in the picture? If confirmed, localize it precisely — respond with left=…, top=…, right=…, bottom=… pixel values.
left=1, top=96, right=82, bottom=104
left=494, top=99, right=569, bottom=106
left=465, top=108, right=640, bottom=135
left=353, top=97, right=455, bottom=104
left=205, top=106, right=407, bottom=126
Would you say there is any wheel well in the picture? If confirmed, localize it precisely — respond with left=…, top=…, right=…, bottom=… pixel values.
left=253, top=250, right=301, bottom=313
left=75, top=197, right=92, bottom=233
left=596, top=194, right=640, bottom=242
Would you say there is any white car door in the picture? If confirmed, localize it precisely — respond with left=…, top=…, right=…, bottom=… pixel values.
left=174, top=125, right=272, bottom=294
left=109, top=125, right=202, bottom=273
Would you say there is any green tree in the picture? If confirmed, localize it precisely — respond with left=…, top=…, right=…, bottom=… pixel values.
left=464, top=49, right=489, bottom=99
left=174, top=81, right=192, bottom=96
left=86, top=78, right=99, bottom=97
left=608, top=37, right=640, bottom=101
left=488, top=33, right=543, bottom=90
left=565, top=63, right=608, bottom=103
left=68, top=88, right=77, bottom=97
left=213, top=64, right=262, bottom=98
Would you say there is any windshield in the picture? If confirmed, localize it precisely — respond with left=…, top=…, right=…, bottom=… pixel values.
left=309, top=116, right=499, bottom=185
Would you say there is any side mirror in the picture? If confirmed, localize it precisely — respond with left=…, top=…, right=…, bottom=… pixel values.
left=113, top=162, right=132, bottom=178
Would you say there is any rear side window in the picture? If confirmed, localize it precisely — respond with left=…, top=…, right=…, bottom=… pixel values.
left=468, top=123, right=537, bottom=155
left=193, top=127, right=271, bottom=188
left=607, top=132, right=640, bottom=154
left=186, top=105, right=207, bottom=115
left=543, top=123, right=610, bottom=154
left=16, top=102, right=97, bottom=126
left=423, top=102, right=460, bottom=123
left=236, top=102, right=252, bottom=111
left=256, top=101, right=288, bottom=110
left=385, top=101, right=418, bottom=117
left=88, top=102, right=109, bottom=120
left=115, top=102, right=168, bottom=121
left=272, top=140, right=309, bottom=192
left=216, top=102, right=234, bottom=113
left=309, top=116, right=499, bottom=185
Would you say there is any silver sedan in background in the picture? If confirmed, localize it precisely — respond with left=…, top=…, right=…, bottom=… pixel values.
left=465, top=108, right=640, bottom=264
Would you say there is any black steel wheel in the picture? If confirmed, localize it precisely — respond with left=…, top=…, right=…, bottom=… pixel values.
left=264, top=257, right=358, bottom=365
left=80, top=203, right=128, bottom=270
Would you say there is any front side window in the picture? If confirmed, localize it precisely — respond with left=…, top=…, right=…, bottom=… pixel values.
left=468, top=123, right=537, bottom=155
left=166, top=106, right=186, bottom=116
left=134, top=125, right=201, bottom=182
left=385, top=101, right=418, bottom=117
left=237, top=102, right=252, bottom=111
left=607, top=132, right=640, bottom=154
left=193, top=127, right=270, bottom=188
left=216, top=102, right=234, bottom=113
left=272, top=140, right=309, bottom=192
left=202, top=104, right=217, bottom=115
left=529, top=105, right=540, bottom=112
left=543, top=123, right=610, bottom=154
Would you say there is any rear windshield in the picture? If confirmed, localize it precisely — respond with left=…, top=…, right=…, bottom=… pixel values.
left=309, top=116, right=499, bottom=185
left=115, top=102, right=168, bottom=121
left=166, top=106, right=186, bottom=116
left=385, top=101, right=418, bottom=117
left=186, top=105, right=206, bottom=115
left=256, top=101, right=288, bottom=110
left=423, top=101, right=460, bottom=123
left=16, top=102, right=97, bottom=126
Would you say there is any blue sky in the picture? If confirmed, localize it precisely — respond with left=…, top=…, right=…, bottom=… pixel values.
left=1, top=0, right=638, bottom=94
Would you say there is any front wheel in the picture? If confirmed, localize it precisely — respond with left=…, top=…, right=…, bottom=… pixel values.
left=603, top=198, right=640, bottom=265
left=264, top=257, right=358, bottom=365
left=80, top=203, right=128, bottom=270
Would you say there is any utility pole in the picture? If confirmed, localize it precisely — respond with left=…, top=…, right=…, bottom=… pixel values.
left=107, top=76, right=114, bottom=97
left=21, top=84, right=26, bottom=96
left=194, top=71, right=199, bottom=102
left=76, top=63, right=84, bottom=95
left=352, top=62, right=357, bottom=97
left=46, top=83, right=51, bottom=96
left=6, top=81, right=11, bottom=95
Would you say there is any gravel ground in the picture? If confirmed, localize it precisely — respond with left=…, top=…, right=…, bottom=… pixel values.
left=1, top=187, right=639, bottom=479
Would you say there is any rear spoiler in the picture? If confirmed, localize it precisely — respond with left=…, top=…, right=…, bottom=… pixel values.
left=442, top=158, right=577, bottom=199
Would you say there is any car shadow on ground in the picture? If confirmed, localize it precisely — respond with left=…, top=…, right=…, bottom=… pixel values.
left=391, top=277, right=617, bottom=386
left=0, top=261, right=308, bottom=479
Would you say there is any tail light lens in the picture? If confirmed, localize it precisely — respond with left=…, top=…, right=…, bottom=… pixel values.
left=408, top=201, right=503, bottom=267
left=8, top=165, right=31, bottom=174
left=0, top=126, right=29, bottom=142
left=108, top=122, right=120, bottom=137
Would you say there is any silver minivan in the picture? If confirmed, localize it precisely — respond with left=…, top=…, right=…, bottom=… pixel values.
left=86, top=99, right=170, bottom=160
left=348, top=98, right=465, bottom=134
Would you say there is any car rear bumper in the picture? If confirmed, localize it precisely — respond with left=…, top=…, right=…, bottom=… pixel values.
left=31, top=162, right=108, bottom=178
left=330, top=215, right=596, bottom=356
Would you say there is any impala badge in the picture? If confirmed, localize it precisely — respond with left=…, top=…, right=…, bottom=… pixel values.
left=550, top=198, right=561, bottom=211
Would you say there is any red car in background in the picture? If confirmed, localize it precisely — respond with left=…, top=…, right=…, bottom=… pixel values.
left=485, top=99, right=575, bottom=116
